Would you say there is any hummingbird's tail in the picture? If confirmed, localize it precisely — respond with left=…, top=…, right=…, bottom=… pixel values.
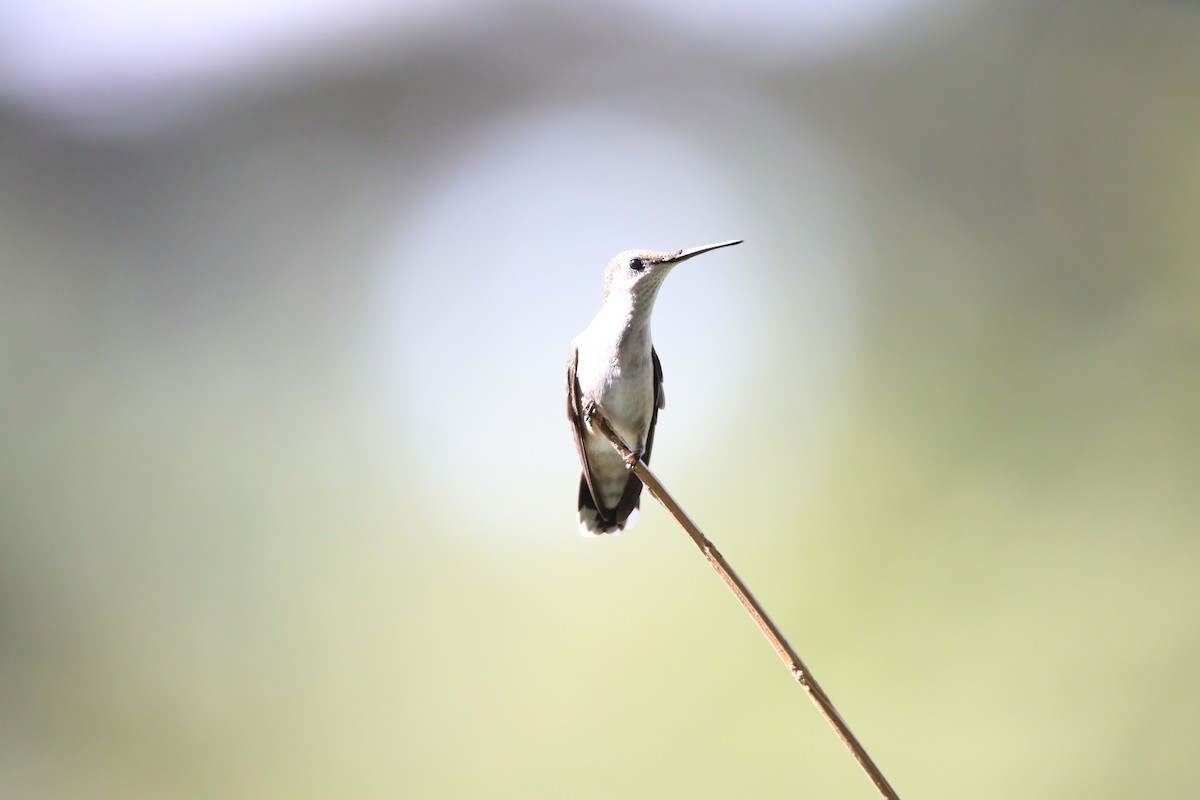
left=577, top=474, right=642, bottom=536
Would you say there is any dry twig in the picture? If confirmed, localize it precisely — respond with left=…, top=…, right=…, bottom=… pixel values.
left=587, top=409, right=900, bottom=800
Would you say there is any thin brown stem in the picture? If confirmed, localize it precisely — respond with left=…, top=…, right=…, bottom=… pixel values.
left=589, top=411, right=900, bottom=800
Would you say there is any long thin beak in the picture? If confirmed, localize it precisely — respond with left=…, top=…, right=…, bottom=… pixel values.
left=660, top=239, right=743, bottom=264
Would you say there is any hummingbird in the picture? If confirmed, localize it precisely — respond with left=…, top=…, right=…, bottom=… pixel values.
left=566, top=239, right=743, bottom=536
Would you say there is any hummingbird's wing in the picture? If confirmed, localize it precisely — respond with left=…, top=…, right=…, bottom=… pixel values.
left=566, top=346, right=605, bottom=517
left=642, top=346, right=665, bottom=465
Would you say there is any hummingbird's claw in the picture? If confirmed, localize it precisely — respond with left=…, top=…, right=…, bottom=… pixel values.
left=582, top=400, right=600, bottom=423
left=623, top=449, right=643, bottom=469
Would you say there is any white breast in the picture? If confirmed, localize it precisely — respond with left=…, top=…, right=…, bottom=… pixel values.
left=574, top=321, right=655, bottom=450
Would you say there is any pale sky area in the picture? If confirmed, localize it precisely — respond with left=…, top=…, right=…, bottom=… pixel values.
left=2, top=0, right=888, bottom=524
left=1, top=0, right=955, bottom=122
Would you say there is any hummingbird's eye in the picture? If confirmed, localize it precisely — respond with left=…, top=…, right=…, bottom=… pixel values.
left=629, top=258, right=645, bottom=272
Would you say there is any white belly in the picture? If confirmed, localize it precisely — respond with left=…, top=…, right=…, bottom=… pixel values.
left=575, top=343, right=654, bottom=451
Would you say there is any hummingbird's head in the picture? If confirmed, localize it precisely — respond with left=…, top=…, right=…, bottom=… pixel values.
left=602, top=239, right=742, bottom=305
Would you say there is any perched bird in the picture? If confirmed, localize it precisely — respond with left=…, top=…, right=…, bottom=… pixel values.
left=566, top=240, right=742, bottom=536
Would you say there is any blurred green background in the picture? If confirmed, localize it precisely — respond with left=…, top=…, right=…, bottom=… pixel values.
left=2, top=0, right=1198, bottom=797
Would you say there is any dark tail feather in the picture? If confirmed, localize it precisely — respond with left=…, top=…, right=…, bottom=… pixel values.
left=576, top=474, right=643, bottom=536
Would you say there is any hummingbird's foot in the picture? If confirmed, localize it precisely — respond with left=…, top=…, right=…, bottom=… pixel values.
left=623, top=449, right=644, bottom=469
left=582, top=400, right=601, bottom=423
